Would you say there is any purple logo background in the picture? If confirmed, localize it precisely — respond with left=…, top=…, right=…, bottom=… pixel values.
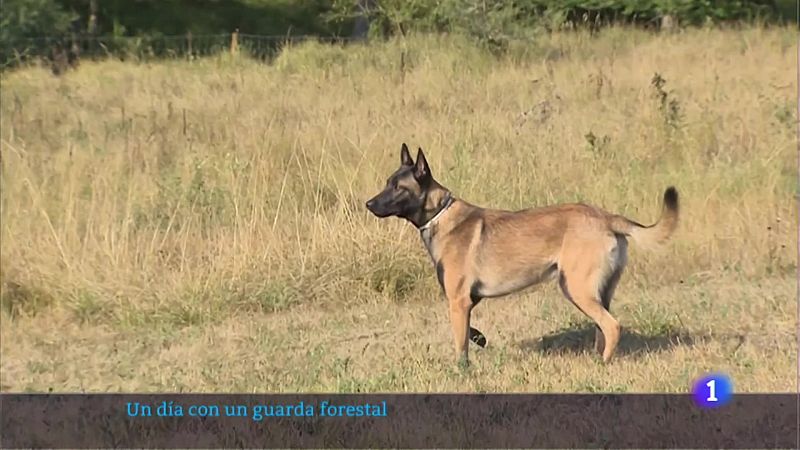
left=692, top=372, right=733, bottom=409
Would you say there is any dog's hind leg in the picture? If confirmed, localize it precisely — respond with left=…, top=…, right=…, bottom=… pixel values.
left=567, top=280, right=621, bottom=363
left=559, top=271, right=620, bottom=361
left=594, top=266, right=622, bottom=355
left=558, top=243, right=622, bottom=363
left=594, top=235, right=628, bottom=355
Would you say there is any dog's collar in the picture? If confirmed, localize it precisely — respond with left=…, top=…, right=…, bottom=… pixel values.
left=418, top=193, right=454, bottom=232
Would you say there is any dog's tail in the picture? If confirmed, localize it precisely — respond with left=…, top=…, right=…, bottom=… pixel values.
left=609, top=187, right=679, bottom=248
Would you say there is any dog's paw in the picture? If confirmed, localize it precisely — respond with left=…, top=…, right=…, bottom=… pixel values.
left=469, top=327, right=487, bottom=348
left=457, top=355, right=471, bottom=371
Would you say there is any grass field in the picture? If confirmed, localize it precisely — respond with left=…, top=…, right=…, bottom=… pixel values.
left=1, top=26, right=796, bottom=393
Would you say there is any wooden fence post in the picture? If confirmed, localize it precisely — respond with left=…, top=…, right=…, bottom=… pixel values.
left=230, top=29, right=239, bottom=55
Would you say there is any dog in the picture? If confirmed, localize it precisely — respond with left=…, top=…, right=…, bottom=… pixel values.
left=365, top=143, right=679, bottom=367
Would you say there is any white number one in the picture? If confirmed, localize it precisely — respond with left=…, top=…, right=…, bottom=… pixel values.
left=706, top=379, right=718, bottom=402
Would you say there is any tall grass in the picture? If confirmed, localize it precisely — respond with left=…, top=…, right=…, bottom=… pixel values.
left=1, top=26, right=795, bottom=331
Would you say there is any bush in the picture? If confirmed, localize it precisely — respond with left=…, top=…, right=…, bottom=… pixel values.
left=328, top=0, right=789, bottom=44
left=328, top=0, right=542, bottom=51
left=0, top=0, right=78, bottom=67
left=530, top=0, right=784, bottom=28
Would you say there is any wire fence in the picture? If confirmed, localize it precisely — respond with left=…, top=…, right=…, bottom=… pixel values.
left=1, top=32, right=366, bottom=71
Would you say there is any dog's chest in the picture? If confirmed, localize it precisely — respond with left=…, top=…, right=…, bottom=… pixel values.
left=419, top=228, right=438, bottom=262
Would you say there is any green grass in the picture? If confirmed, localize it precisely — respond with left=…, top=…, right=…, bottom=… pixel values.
left=0, top=26, right=796, bottom=392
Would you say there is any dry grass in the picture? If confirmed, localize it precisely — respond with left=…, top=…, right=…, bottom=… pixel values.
left=0, top=26, right=796, bottom=392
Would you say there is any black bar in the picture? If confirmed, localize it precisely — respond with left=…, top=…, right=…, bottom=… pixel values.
left=0, top=394, right=797, bottom=449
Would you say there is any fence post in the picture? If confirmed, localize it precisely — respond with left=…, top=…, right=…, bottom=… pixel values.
left=230, top=29, right=239, bottom=55
left=660, top=15, right=675, bottom=32
left=186, top=31, right=193, bottom=59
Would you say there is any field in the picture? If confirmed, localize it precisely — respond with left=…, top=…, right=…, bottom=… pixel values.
left=0, top=26, right=796, bottom=392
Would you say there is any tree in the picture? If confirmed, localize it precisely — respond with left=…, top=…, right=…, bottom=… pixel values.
left=0, top=0, right=78, bottom=67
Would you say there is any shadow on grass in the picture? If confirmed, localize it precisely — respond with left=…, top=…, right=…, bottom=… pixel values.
left=516, top=322, right=729, bottom=357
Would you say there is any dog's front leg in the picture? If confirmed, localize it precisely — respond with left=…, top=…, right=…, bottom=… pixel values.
left=448, top=295, right=473, bottom=369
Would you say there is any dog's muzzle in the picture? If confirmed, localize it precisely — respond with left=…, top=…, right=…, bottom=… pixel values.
left=365, top=198, right=390, bottom=217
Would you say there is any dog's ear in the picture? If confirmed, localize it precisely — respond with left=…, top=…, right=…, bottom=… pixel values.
left=414, top=147, right=431, bottom=180
left=400, top=143, right=414, bottom=166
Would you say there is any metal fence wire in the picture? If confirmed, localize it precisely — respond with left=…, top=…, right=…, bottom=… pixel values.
left=1, top=32, right=364, bottom=70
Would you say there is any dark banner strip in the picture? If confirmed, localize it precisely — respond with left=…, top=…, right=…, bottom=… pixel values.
left=0, top=394, right=797, bottom=449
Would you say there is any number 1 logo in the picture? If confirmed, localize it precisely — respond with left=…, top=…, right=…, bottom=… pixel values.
left=693, top=373, right=733, bottom=408
left=706, top=379, right=718, bottom=402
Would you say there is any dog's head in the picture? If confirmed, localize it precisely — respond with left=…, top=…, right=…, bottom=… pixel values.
left=365, top=143, right=446, bottom=227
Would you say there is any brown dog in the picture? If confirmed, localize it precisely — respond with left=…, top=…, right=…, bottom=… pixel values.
left=366, top=144, right=679, bottom=367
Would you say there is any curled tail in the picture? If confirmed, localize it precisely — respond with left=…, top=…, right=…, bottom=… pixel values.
left=609, top=187, right=679, bottom=248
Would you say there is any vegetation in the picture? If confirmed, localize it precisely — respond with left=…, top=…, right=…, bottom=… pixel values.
left=328, top=0, right=793, bottom=39
left=2, top=0, right=337, bottom=38
left=1, top=0, right=795, bottom=66
left=1, top=0, right=340, bottom=68
left=0, top=25, right=795, bottom=392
